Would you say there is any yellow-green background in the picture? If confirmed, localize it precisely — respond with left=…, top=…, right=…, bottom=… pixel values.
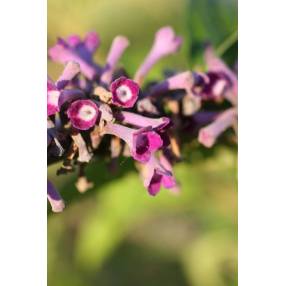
left=48, top=0, right=238, bottom=285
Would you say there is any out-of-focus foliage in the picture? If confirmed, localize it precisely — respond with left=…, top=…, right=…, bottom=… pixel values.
left=48, top=0, right=237, bottom=285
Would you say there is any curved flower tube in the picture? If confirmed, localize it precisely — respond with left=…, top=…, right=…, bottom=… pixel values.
left=140, top=155, right=176, bottom=196
left=100, top=36, right=130, bottom=85
left=115, top=111, right=170, bottom=130
left=198, top=108, right=237, bottom=148
left=148, top=71, right=194, bottom=96
left=102, top=123, right=163, bottom=163
left=134, top=26, right=182, bottom=85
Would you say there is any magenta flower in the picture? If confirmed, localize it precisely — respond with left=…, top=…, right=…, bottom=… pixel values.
left=47, top=79, right=60, bottom=116
left=47, top=180, right=65, bottom=213
left=102, top=123, right=163, bottom=163
left=48, top=32, right=101, bottom=80
left=134, top=26, right=182, bottom=85
left=159, top=153, right=180, bottom=194
left=100, top=36, right=130, bottom=85
left=140, top=155, right=176, bottom=196
left=47, top=61, right=80, bottom=116
left=110, top=76, right=139, bottom=108
left=67, top=99, right=100, bottom=130
left=198, top=108, right=237, bottom=148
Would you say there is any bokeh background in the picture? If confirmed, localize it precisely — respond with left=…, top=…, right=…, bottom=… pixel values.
left=48, top=0, right=238, bottom=285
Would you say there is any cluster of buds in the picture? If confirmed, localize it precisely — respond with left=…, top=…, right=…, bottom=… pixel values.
left=47, top=27, right=237, bottom=212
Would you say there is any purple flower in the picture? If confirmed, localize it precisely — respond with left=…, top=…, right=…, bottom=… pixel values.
left=47, top=180, right=65, bottom=213
left=102, top=123, right=163, bottom=163
left=203, top=45, right=238, bottom=104
left=110, top=77, right=139, bottom=108
left=134, top=26, right=182, bottom=85
left=47, top=79, right=60, bottom=116
left=159, top=153, right=180, bottom=194
left=67, top=99, right=100, bottom=130
left=100, top=36, right=130, bottom=85
left=140, top=155, right=176, bottom=196
left=198, top=108, right=237, bottom=148
left=148, top=71, right=194, bottom=96
left=48, top=32, right=101, bottom=80
left=47, top=61, right=80, bottom=116
left=116, top=111, right=170, bottom=130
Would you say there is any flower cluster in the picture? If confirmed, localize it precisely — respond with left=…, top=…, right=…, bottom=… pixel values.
left=47, top=27, right=237, bottom=212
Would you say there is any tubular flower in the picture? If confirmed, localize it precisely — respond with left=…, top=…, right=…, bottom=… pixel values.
left=100, top=36, right=130, bottom=85
left=47, top=61, right=80, bottom=116
left=115, top=111, right=170, bottom=130
left=67, top=99, right=100, bottom=130
left=134, top=26, right=182, bottom=85
left=197, top=45, right=238, bottom=104
left=110, top=76, right=139, bottom=108
left=102, top=123, right=163, bottom=163
left=48, top=32, right=101, bottom=80
left=140, top=155, right=176, bottom=196
left=198, top=108, right=237, bottom=148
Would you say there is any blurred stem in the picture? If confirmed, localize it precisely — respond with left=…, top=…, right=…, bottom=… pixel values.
left=216, top=30, right=238, bottom=57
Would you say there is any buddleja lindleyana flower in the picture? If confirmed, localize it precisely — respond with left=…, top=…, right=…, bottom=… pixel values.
left=67, top=99, right=100, bottom=130
left=110, top=76, right=139, bottom=108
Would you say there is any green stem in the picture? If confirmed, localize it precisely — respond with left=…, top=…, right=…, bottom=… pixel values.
left=216, top=30, right=238, bottom=57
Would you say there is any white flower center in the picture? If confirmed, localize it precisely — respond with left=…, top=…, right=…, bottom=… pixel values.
left=78, top=105, right=97, bottom=121
left=48, top=90, right=60, bottom=106
left=116, top=85, right=132, bottom=102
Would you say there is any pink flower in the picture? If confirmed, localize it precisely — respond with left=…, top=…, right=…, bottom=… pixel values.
left=116, top=111, right=170, bottom=130
left=198, top=108, right=237, bottom=148
left=110, top=77, right=139, bottom=108
left=204, top=45, right=238, bottom=105
left=47, top=61, right=80, bottom=116
left=67, top=99, right=100, bottom=130
left=100, top=36, right=130, bottom=85
left=134, top=26, right=182, bottom=85
left=48, top=32, right=101, bottom=80
left=140, top=155, right=176, bottom=196
left=102, top=123, right=163, bottom=163
left=148, top=71, right=194, bottom=96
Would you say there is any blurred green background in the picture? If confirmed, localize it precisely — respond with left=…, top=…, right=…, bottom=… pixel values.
left=48, top=0, right=238, bottom=285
